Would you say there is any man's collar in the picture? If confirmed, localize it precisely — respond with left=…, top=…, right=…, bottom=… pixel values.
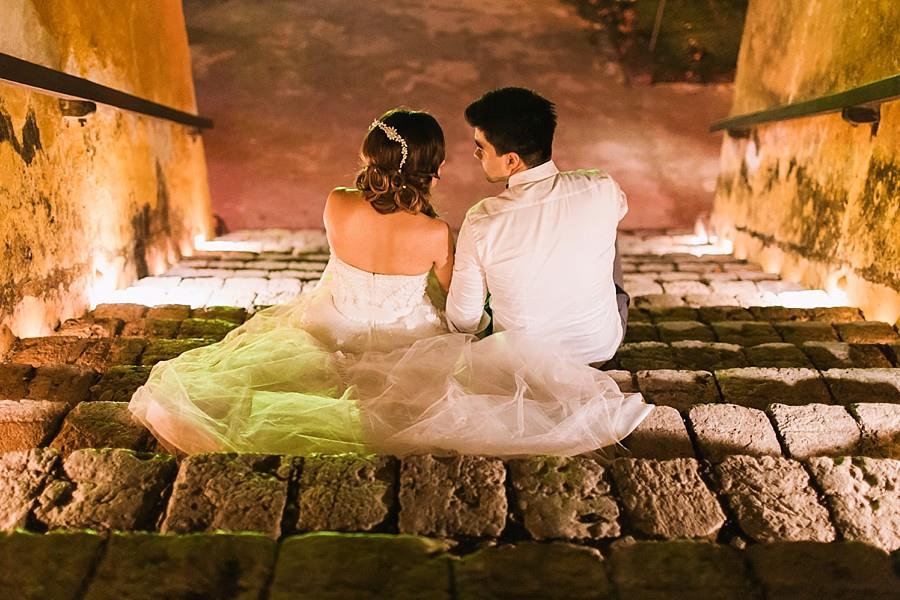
left=507, top=160, right=560, bottom=188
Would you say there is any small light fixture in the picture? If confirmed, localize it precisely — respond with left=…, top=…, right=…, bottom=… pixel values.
left=58, top=99, right=96, bottom=126
left=726, top=128, right=752, bottom=139
left=841, top=103, right=880, bottom=136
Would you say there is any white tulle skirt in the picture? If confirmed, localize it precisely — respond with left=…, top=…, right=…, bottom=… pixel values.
left=129, top=286, right=651, bottom=457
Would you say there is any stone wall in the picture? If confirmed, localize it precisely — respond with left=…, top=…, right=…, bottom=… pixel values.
left=0, top=0, right=213, bottom=350
left=713, top=0, right=900, bottom=324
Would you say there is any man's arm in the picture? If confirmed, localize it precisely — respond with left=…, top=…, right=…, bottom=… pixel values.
left=446, top=219, right=490, bottom=333
left=613, top=239, right=629, bottom=332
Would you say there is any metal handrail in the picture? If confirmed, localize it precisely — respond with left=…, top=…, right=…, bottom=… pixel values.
left=0, top=52, right=212, bottom=129
left=710, top=72, right=900, bottom=133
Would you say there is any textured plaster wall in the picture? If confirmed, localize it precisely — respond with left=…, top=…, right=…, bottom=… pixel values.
left=0, top=0, right=213, bottom=349
left=713, top=0, right=900, bottom=323
left=184, top=0, right=731, bottom=231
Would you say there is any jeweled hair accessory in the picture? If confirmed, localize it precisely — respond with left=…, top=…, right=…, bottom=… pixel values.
left=369, top=119, right=409, bottom=170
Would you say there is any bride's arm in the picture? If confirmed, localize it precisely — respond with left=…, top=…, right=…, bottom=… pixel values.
left=433, top=221, right=454, bottom=293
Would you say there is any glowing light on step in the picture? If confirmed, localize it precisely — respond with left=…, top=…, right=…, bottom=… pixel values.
left=773, top=289, right=846, bottom=309
left=91, top=284, right=216, bottom=309
left=11, top=296, right=53, bottom=338
left=194, top=234, right=262, bottom=253
left=89, top=255, right=122, bottom=309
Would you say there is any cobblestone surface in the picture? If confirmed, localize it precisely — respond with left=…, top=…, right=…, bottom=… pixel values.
left=769, top=404, right=861, bottom=459
left=850, top=403, right=900, bottom=458
left=834, top=321, right=899, bottom=344
left=49, top=401, right=151, bottom=456
left=0, top=448, right=58, bottom=530
left=84, top=533, right=276, bottom=600
left=713, top=321, right=782, bottom=346
left=716, top=368, right=831, bottom=410
left=636, top=369, right=719, bottom=411
left=774, top=321, right=838, bottom=344
left=457, top=542, right=609, bottom=600
left=611, top=458, right=725, bottom=539
left=296, top=454, right=395, bottom=533
left=807, top=456, right=900, bottom=551
left=823, top=368, right=900, bottom=404
left=162, top=453, right=296, bottom=538
left=398, top=455, right=507, bottom=537
left=688, top=404, right=781, bottom=462
left=802, top=342, right=893, bottom=369
left=89, top=366, right=151, bottom=402
left=670, top=340, right=747, bottom=370
left=610, top=540, right=758, bottom=600
left=27, top=365, right=96, bottom=404
left=75, top=338, right=146, bottom=370
left=715, top=456, right=835, bottom=542
left=8, top=337, right=90, bottom=367
left=0, top=399, right=69, bottom=452
left=508, top=456, right=619, bottom=540
left=0, top=531, right=104, bottom=600
left=271, top=533, right=450, bottom=600
left=33, top=449, right=176, bottom=531
left=744, top=342, right=813, bottom=368
left=622, top=405, right=695, bottom=458
left=747, top=541, right=900, bottom=599
left=657, top=320, right=715, bottom=342
left=0, top=363, right=33, bottom=398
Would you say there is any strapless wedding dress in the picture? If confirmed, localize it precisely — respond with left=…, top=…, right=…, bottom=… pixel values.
left=129, top=256, right=651, bottom=457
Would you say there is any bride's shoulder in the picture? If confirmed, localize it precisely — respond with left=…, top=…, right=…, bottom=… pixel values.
left=327, top=187, right=364, bottom=202
left=325, top=188, right=364, bottom=214
left=421, top=216, right=452, bottom=246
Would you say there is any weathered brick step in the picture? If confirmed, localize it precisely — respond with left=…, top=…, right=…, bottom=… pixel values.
left=7, top=334, right=898, bottom=378
left=610, top=340, right=900, bottom=370
left=2, top=449, right=899, bottom=553
left=2, top=359, right=899, bottom=458
left=2, top=532, right=897, bottom=600
left=1, top=336, right=219, bottom=370
left=626, top=316, right=897, bottom=346
left=615, top=367, right=900, bottom=406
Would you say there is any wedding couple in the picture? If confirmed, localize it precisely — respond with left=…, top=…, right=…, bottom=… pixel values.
left=129, top=87, right=651, bottom=458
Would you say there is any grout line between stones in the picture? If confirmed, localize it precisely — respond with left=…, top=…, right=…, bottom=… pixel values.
left=762, top=404, right=791, bottom=459
left=797, top=456, right=846, bottom=544
left=72, top=532, right=110, bottom=600
left=446, top=553, right=459, bottom=600
left=682, top=411, right=746, bottom=546
left=499, top=460, right=528, bottom=543
left=278, top=456, right=303, bottom=538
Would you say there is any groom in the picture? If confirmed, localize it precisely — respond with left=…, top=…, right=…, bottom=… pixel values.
left=446, top=87, right=630, bottom=365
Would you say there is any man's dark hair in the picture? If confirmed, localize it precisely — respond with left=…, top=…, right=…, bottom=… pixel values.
left=465, top=87, right=556, bottom=167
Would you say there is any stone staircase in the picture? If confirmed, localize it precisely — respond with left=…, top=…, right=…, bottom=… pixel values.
left=1, top=229, right=899, bottom=599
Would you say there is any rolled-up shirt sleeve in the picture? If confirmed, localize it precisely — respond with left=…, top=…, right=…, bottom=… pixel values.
left=446, top=218, right=490, bottom=334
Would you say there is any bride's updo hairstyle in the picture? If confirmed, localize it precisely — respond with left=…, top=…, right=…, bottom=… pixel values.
left=356, top=109, right=445, bottom=218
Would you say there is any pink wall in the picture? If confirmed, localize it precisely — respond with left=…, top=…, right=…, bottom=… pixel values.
left=185, top=0, right=731, bottom=231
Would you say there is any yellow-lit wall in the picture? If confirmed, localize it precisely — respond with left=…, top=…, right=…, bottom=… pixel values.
left=0, top=0, right=212, bottom=350
left=713, top=0, right=900, bottom=324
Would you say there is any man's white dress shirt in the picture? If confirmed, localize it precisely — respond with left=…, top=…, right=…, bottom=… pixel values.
left=446, top=160, right=627, bottom=364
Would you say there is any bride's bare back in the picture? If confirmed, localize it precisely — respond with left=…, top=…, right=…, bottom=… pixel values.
left=324, top=188, right=454, bottom=291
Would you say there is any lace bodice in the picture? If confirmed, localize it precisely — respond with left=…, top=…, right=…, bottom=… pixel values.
left=325, top=256, right=433, bottom=324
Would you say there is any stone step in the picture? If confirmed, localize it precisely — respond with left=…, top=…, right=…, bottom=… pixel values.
left=2, top=355, right=899, bottom=458
left=1, top=448, right=899, bottom=554
left=2, top=530, right=898, bottom=600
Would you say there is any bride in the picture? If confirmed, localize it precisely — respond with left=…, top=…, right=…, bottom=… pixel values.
left=129, top=109, right=650, bottom=457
